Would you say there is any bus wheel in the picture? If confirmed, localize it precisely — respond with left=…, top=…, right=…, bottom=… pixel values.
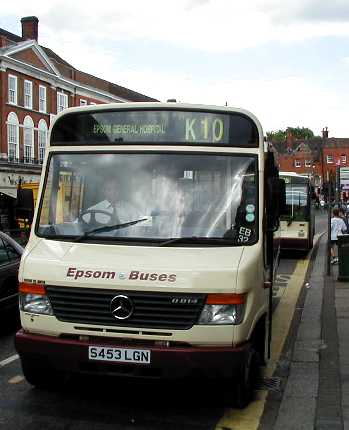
left=234, top=347, right=258, bottom=409
left=21, top=358, right=67, bottom=389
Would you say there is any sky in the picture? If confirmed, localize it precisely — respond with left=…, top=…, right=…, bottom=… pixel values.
left=2, top=0, right=349, bottom=137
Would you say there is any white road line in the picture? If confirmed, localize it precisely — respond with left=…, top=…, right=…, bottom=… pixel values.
left=0, top=354, right=19, bottom=368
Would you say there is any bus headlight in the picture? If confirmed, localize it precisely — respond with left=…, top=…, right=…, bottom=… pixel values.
left=198, top=293, right=246, bottom=325
left=19, top=282, right=53, bottom=316
left=20, top=294, right=53, bottom=315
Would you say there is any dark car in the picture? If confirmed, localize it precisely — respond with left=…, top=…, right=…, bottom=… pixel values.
left=0, top=231, right=24, bottom=315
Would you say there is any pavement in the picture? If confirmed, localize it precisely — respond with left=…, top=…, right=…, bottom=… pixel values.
left=260, top=234, right=349, bottom=430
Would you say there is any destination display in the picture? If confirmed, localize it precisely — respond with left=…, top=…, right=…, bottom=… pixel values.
left=51, top=110, right=259, bottom=147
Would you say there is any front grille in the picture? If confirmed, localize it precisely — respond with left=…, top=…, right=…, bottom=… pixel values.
left=46, top=286, right=206, bottom=330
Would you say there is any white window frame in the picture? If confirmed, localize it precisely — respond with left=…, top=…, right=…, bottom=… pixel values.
left=341, top=154, right=347, bottom=164
left=8, top=75, right=17, bottom=105
left=23, top=116, right=34, bottom=164
left=24, top=80, right=33, bottom=109
left=305, top=160, right=312, bottom=167
left=327, top=155, right=333, bottom=164
left=57, top=92, right=68, bottom=113
left=39, top=85, right=47, bottom=113
left=295, top=160, right=301, bottom=168
left=80, top=99, right=87, bottom=106
left=7, top=112, right=19, bottom=161
left=38, top=119, right=48, bottom=164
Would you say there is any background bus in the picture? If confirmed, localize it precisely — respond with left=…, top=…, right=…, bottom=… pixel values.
left=279, top=172, right=315, bottom=251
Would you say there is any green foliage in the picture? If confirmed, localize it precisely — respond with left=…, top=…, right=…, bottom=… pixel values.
left=266, top=127, right=320, bottom=142
left=266, top=130, right=286, bottom=142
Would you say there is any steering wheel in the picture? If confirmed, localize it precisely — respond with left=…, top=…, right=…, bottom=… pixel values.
left=78, top=209, right=114, bottom=227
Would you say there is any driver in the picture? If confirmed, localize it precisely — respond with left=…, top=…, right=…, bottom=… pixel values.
left=82, top=177, right=138, bottom=226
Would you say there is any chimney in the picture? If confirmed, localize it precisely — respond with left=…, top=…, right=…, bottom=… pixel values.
left=322, top=127, right=329, bottom=139
left=286, top=129, right=293, bottom=145
left=21, top=16, right=39, bottom=42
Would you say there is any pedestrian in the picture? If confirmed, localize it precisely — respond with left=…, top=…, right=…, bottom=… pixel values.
left=339, top=207, right=349, bottom=231
left=315, top=195, right=320, bottom=210
left=331, top=208, right=347, bottom=264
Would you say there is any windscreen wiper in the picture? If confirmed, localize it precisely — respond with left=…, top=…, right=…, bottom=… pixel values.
left=74, top=218, right=148, bottom=242
left=158, top=236, right=230, bottom=247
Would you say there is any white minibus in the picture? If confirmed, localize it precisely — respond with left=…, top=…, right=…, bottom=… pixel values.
left=15, top=103, right=284, bottom=408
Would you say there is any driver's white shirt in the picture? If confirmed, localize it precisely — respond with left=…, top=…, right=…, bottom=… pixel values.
left=88, top=199, right=138, bottom=224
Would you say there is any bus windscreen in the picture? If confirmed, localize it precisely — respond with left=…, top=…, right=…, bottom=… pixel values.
left=51, top=110, right=259, bottom=147
left=281, top=175, right=310, bottom=221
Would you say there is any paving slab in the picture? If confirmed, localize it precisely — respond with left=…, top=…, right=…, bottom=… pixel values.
left=273, top=395, right=316, bottom=430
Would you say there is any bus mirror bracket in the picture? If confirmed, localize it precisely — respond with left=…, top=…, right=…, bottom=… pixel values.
left=267, top=178, right=281, bottom=231
left=279, top=178, right=287, bottom=216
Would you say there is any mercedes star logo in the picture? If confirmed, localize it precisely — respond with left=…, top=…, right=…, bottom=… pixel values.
left=110, top=295, right=134, bottom=320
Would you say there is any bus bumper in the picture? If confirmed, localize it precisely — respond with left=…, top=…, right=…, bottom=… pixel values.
left=280, top=238, right=309, bottom=251
left=15, top=329, right=249, bottom=379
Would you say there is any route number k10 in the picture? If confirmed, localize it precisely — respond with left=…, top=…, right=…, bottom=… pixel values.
left=185, top=118, right=224, bottom=142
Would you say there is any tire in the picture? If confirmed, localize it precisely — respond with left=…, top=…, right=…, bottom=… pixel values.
left=253, top=315, right=268, bottom=367
left=21, top=358, right=67, bottom=389
left=234, top=346, right=258, bottom=409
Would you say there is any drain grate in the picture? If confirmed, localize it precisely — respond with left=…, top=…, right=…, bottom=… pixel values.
left=256, top=376, right=282, bottom=392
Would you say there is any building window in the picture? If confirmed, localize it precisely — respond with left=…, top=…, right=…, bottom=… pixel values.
left=39, top=85, right=47, bottom=113
left=7, top=112, right=19, bottom=161
left=24, top=80, right=33, bottom=109
left=295, top=160, right=301, bottom=168
left=57, top=92, right=68, bottom=113
left=327, top=155, right=333, bottom=164
left=341, top=154, right=347, bottom=164
left=8, top=75, right=17, bottom=105
left=305, top=160, right=311, bottom=167
left=80, top=99, right=87, bottom=106
left=38, top=119, right=48, bottom=163
left=23, top=116, right=34, bottom=163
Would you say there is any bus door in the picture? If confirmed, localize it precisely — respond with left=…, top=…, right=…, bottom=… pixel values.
left=265, top=151, right=285, bottom=356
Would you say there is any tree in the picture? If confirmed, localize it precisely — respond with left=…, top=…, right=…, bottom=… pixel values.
left=266, top=127, right=320, bottom=143
left=266, top=130, right=286, bottom=142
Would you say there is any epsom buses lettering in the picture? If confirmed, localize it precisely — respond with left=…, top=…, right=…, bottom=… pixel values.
left=66, top=267, right=177, bottom=282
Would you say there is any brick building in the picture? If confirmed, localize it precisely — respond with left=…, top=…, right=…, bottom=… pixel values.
left=0, top=16, right=157, bottom=198
left=271, top=127, right=349, bottom=195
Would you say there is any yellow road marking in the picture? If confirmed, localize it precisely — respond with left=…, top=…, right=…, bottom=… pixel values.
left=8, top=375, right=25, bottom=384
left=215, top=252, right=313, bottom=430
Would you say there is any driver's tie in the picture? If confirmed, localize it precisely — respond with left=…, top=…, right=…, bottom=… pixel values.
left=111, top=206, right=121, bottom=225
